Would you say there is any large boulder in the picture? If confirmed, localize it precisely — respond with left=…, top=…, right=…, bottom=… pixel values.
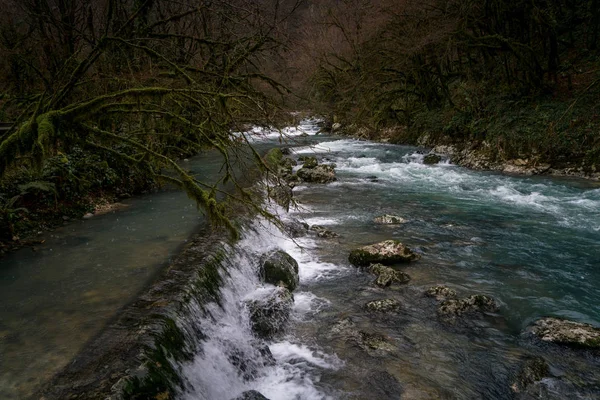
left=348, top=240, right=420, bottom=267
left=246, top=286, right=294, bottom=339
left=298, top=156, right=318, bottom=169
left=365, top=299, right=401, bottom=313
left=527, top=317, right=600, bottom=349
left=297, top=164, right=336, bottom=183
left=259, top=250, right=299, bottom=291
left=373, top=215, right=407, bottom=224
left=438, top=294, right=498, bottom=316
left=369, top=264, right=410, bottom=287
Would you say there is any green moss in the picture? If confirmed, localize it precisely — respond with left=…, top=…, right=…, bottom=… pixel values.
left=264, top=148, right=284, bottom=168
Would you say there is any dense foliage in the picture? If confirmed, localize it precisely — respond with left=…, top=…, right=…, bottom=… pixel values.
left=296, top=0, right=600, bottom=163
left=0, top=0, right=300, bottom=245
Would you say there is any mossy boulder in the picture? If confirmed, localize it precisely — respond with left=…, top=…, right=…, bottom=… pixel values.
left=373, top=215, right=407, bottom=224
left=438, top=294, right=498, bottom=316
left=425, top=285, right=457, bottom=301
left=282, top=218, right=309, bottom=238
left=297, top=164, right=336, bottom=183
left=510, top=357, right=550, bottom=393
left=528, top=317, right=600, bottom=349
left=365, top=298, right=401, bottom=313
left=423, top=153, right=442, bottom=165
left=259, top=250, right=299, bottom=291
left=299, top=156, right=319, bottom=168
left=369, top=264, right=410, bottom=287
left=348, top=240, right=420, bottom=267
left=246, top=286, right=294, bottom=339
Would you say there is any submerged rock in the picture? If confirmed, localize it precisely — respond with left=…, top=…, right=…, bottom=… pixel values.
left=282, top=219, right=309, bottom=238
left=528, top=317, right=600, bottom=349
left=365, top=299, right=401, bottom=313
left=423, top=154, right=442, bottom=165
left=369, top=264, right=410, bottom=287
left=235, top=390, right=270, bottom=400
left=297, top=164, right=336, bottom=183
left=373, top=214, right=407, bottom=224
left=259, top=250, right=299, bottom=291
left=246, top=287, right=294, bottom=339
left=310, top=225, right=339, bottom=238
left=348, top=240, right=420, bottom=267
left=425, top=285, right=457, bottom=301
left=329, top=318, right=395, bottom=352
left=438, top=294, right=498, bottom=316
left=511, top=357, right=550, bottom=393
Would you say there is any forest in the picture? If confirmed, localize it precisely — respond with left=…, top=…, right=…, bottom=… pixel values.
left=1, top=0, right=599, bottom=250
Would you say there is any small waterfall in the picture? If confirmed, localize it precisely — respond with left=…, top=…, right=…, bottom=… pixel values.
left=172, top=219, right=343, bottom=400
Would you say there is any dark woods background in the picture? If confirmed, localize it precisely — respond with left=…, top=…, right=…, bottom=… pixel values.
left=0, top=0, right=599, bottom=246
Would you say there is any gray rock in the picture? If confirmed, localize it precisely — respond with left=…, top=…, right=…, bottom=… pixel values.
left=425, top=285, right=457, bottom=301
left=297, top=164, right=336, bottom=183
left=259, top=250, right=299, bottom=291
left=373, top=214, right=407, bottom=224
left=310, top=225, right=339, bottom=238
left=329, top=318, right=395, bottom=352
left=369, top=264, right=410, bottom=287
left=246, top=287, right=294, bottom=339
left=528, top=317, right=600, bottom=349
left=423, top=154, right=442, bottom=165
left=348, top=240, right=420, bottom=267
left=438, top=294, right=498, bottom=316
left=365, top=299, right=401, bottom=313
left=332, top=122, right=342, bottom=132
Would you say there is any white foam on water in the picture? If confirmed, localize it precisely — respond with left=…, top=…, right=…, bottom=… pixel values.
left=292, top=292, right=331, bottom=320
left=304, top=217, right=339, bottom=226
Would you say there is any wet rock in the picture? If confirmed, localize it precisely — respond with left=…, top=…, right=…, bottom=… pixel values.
left=310, top=225, right=339, bottom=238
left=365, top=298, right=401, bottom=313
left=511, top=357, right=550, bottom=393
left=438, top=294, right=498, bottom=316
left=332, top=122, right=342, bottom=132
left=373, top=214, right=407, bottom=224
left=246, top=287, right=294, bottom=339
left=259, top=250, right=299, bottom=291
left=268, top=184, right=293, bottom=211
left=348, top=240, right=420, bottom=267
left=235, top=390, right=270, bottom=400
left=369, top=264, right=410, bottom=287
left=425, top=285, right=457, bottom=301
left=423, top=154, right=442, bottom=165
left=227, top=342, right=275, bottom=381
left=297, top=164, right=336, bottom=183
left=298, top=156, right=318, bottom=168
left=528, top=317, right=600, bottom=349
left=281, top=147, right=291, bottom=155
left=282, top=219, right=309, bottom=238
left=358, top=331, right=395, bottom=351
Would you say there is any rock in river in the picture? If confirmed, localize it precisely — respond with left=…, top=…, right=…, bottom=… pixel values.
left=425, top=285, right=457, bottom=301
left=438, top=294, right=498, bottom=316
left=510, top=357, right=550, bottom=393
left=369, top=264, right=411, bottom=287
left=310, top=225, right=339, bottom=238
left=348, top=240, right=420, bottom=267
left=259, top=250, right=299, bottom=291
left=365, top=298, right=401, bottom=313
left=423, top=153, right=442, bottom=165
left=246, top=286, right=294, bottom=339
left=528, top=317, right=600, bottom=349
left=235, top=390, right=270, bottom=400
left=373, top=214, right=407, bottom=224
left=297, top=164, right=336, bottom=183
